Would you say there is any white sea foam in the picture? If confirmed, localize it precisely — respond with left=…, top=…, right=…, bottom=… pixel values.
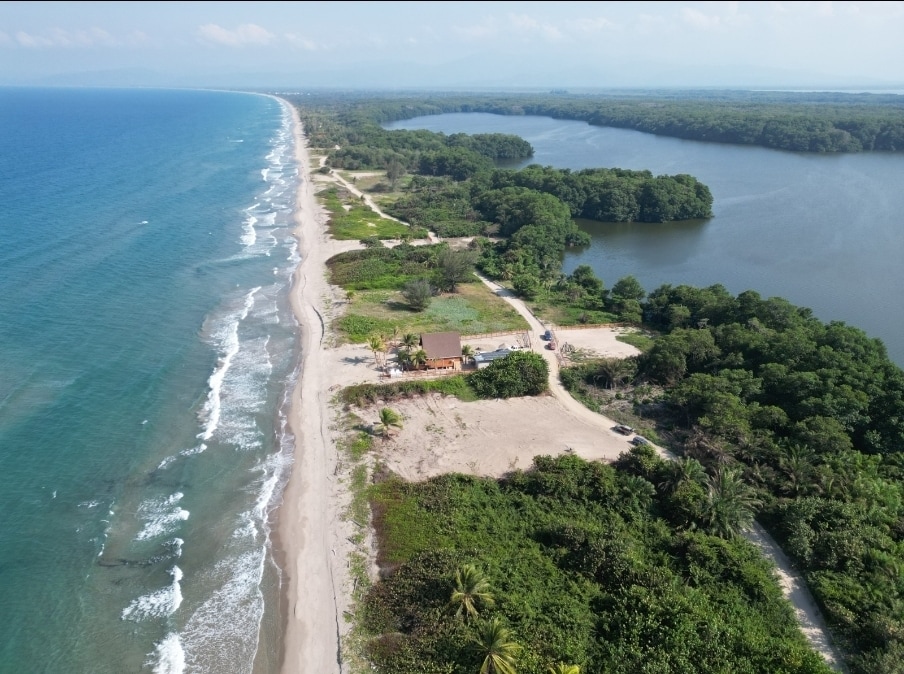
left=210, top=333, right=272, bottom=451
left=260, top=167, right=269, bottom=182
left=198, top=289, right=258, bottom=442
left=146, top=632, right=185, bottom=674
left=180, top=552, right=265, bottom=672
left=135, top=492, right=189, bottom=541
left=122, top=565, right=183, bottom=621
left=241, top=215, right=257, bottom=247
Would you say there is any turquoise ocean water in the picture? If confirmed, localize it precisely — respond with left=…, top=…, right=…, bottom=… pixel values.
left=0, top=88, right=300, bottom=673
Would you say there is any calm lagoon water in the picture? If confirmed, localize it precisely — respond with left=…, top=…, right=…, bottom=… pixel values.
left=386, top=112, right=904, bottom=367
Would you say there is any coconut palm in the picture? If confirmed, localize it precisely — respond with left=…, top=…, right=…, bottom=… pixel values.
left=658, top=456, right=706, bottom=494
left=367, top=335, right=386, bottom=368
left=401, top=332, right=420, bottom=350
left=461, top=344, right=475, bottom=366
left=374, top=407, right=403, bottom=441
left=699, top=466, right=762, bottom=538
left=473, top=618, right=521, bottom=674
left=449, top=564, right=494, bottom=622
left=410, top=348, right=428, bottom=370
left=548, top=664, right=581, bottom=674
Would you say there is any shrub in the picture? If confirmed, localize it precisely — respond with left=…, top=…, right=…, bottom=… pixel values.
left=470, top=351, right=549, bottom=399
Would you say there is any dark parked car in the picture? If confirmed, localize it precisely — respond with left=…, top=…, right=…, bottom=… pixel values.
left=630, top=436, right=650, bottom=446
left=542, top=329, right=553, bottom=341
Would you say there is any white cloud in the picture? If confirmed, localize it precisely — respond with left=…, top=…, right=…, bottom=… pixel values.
left=9, top=26, right=144, bottom=48
left=508, top=13, right=564, bottom=40
left=197, top=23, right=275, bottom=47
left=567, top=16, right=618, bottom=34
left=284, top=33, right=317, bottom=51
left=453, top=18, right=500, bottom=40
left=681, top=3, right=749, bottom=30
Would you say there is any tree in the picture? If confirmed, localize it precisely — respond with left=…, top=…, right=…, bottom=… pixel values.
left=368, top=335, right=386, bottom=368
left=401, top=277, right=434, bottom=311
left=386, top=158, right=405, bottom=189
left=473, top=618, right=521, bottom=674
left=461, top=344, right=475, bottom=366
left=699, top=467, right=762, bottom=538
left=470, top=351, right=549, bottom=399
left=401, top=332, right=420, bottom=350
left=433, top=247, right=477, bottom=292
left=449, top=564, right=495, bottom=622
left=374, top=407, right=403, bottom=441
left=409, top=348, right=428, bottom=370
left=548, top=665, right=580, bottom=674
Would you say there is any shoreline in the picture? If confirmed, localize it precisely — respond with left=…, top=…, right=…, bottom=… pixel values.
left=274, top=97, right=350, bottom=674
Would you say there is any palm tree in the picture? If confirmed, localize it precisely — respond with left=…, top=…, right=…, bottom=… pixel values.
left=401, top=332, right=420, bottom=350
left=461, top=344, right=475, bottom=366
left=367, top=334, right=386, bottom=368
left=449, top=564, right=494, bottom=622
left=548, top=664, right=581, bottom=674
left=374, top=407, right=403, bottom=441
left=658, top=456, right=706, bottom=494
left=699, top=466, right=762, bottom=538
left=473, top=618, right=521, bottom=674
left=410, top=348, right=428, bottom=371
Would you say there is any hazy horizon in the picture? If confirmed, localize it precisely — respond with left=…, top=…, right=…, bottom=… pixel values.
left=1, top=1, right=903, bottom=91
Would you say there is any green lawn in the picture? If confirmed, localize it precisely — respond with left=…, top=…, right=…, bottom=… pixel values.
left=317, top=185, right=420, bottom=240
left=337, top=281, right=529, bottom=343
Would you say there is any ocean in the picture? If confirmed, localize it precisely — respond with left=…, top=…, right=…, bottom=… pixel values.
left=0, top=87, right=300, bottom=673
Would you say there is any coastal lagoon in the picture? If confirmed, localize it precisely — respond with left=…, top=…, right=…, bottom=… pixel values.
left=385, top=112, right=904, bottom=368
left=0, top=88, right=298, bottom=672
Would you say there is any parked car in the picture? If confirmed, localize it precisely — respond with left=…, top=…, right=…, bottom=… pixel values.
left=542, top=329, right=553, bottom=341
left=613, top=424, right=634, bottom=436
left=630, top=436, right=650, bottom=446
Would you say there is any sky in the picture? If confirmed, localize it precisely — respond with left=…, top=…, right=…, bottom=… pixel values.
left=1, top=1, right=903, bottom=90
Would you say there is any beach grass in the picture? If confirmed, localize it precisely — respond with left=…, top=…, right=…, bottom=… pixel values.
left=317, top=185, right=418, bottom=240
left=616, top=330, right=655, bottom=352
left=339, top=375, right=478, bottom=407
left=336, top=281, right=529, bottom=343
left=530, top=300, right=619, bottom=327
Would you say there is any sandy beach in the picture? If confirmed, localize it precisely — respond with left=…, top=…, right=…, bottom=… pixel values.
left=274, top=99, right=844, bottom=674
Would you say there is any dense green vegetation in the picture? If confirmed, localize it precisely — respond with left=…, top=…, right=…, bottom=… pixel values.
left=289, top=91, right=904, bottom=672
left=362, top=454, right=834, bottom=674
left=561, top=282, right=904, bottom=673
left=286, top=90, right=904, bottom=154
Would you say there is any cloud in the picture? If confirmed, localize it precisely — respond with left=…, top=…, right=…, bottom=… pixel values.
left=454, top=13, right=566, bottom=42
left=10, top=27, right=145, bottom=48
left=197, top=23, right=275, bottom=47
left=681, top=3, right=749, bottom=29
left=508, top=13, right=564, bottom=40
left=284, top=33, right=318, bottom=51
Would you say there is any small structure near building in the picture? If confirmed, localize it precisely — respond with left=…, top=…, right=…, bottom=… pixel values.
left=473, top=348, right=511, bottom=369
left=419, top=331, right=463, bottom=370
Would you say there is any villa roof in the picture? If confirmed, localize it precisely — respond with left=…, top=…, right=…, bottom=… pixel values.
left=419, top=331, right=462, bottom=360
left=473, top=348, right=511, bottom=363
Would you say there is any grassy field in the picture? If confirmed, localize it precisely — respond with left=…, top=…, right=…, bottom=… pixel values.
left=317, top=185, right=420, bottom=240
left=336, top=281, right=529, bottom=343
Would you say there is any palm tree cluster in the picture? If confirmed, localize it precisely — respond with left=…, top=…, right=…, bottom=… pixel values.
left=448, top=564, right=580, bottom=674
left=396, top=332, right=428, bottom=371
